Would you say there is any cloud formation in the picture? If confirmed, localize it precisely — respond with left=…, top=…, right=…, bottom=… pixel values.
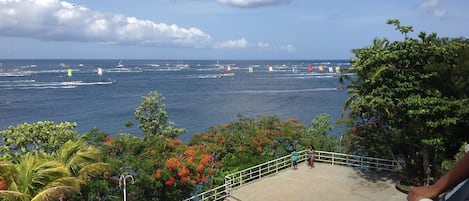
left=214, top=38, right=248, bottom=48
left=0, top=0, right=212, bottom=47
left=417, top=0, right=448, bottom=18
left=217, top=0, right=292, bottom=8
left=0, top=0, right=295, bottom=53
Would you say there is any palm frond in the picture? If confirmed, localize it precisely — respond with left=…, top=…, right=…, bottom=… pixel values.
left=31, top=186, right=79, bottom=201
left=77, top=163, right=112, bottom=182
left=0, top=190, right=29, bottom=201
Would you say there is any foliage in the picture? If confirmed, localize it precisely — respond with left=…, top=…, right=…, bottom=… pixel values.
left=301, top=113, right=339, bottom=152
left=0, top=152, right=82, bottom=201
left=441, top=143, right=468, bottom=173
left=341, top=19, right=469, bottom=185
left=0, top=89, right=340, bottom=200
left=190, top=115, right=305, bottom=175
left=135, top=91, right=185, bottom=139
left=0, top=121, right=78, bottom=160
left=0, top=122, right=111, bottom=201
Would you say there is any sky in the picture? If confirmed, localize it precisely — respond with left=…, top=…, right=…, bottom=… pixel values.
left=0, top=0, right=468, bottom=60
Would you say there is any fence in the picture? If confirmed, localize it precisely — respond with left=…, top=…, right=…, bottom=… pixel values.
left=182, top=150, right=398, bottom=201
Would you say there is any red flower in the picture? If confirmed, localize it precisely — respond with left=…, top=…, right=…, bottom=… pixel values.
left=165, top=177, right=175, bottom=186
left=257, top=146, right=263, bottom=152
left=155, top=169, right=162, bottom=179
left=0, top=180, right=7, bottom=190
left=103, top=136, right=114, bottom=144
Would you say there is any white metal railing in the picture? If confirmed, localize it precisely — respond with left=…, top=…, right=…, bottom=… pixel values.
left=183, top=150, right=398, bottom=201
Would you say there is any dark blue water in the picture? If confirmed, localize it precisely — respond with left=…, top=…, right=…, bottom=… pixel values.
left=0, top=59, right=350, bottom=142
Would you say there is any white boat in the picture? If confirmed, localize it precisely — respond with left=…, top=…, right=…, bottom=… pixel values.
left=97, top=67, right=103, bottom=76
left=218, top=72, right=235, bottom=78
left=117, top=60, right=124, bottom=68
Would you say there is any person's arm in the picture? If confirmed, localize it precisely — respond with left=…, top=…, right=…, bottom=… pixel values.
left=407, top=152, right=469, bottom=201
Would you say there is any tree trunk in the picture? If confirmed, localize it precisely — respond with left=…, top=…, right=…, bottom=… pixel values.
left=422, top=147, right=431, bottom=185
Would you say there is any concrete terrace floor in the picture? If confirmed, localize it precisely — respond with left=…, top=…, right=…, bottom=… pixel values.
left=225, top=162, right=407, bottom=201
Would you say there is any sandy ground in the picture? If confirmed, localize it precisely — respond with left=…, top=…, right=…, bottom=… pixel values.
left=226, top=162, right=407, bottom=201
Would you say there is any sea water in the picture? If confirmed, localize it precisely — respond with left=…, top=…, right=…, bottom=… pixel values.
left=0, top=59, right=350, bottom=142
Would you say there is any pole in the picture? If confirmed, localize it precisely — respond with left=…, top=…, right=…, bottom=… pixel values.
left=119, top=174, right=135, bottom=201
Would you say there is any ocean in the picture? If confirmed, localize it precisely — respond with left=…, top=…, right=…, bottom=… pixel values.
left=0, top=59, right=350, bottom=142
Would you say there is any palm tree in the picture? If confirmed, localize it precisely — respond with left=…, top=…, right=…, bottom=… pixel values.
left=56, top=140, right=111, bottom=182
left=0, top=153, right=82, bottom=201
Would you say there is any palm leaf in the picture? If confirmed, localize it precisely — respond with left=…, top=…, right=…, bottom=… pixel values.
left=0, top=190, right=29, bottom=201
left=31, top=186, right=79, bottom=201
left=77, top=162, right=112, bottom=181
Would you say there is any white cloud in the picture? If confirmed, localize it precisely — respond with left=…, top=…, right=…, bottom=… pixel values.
left=0, top=0, right=212, bottom=47
left=417, top=0, right=448, bottom=18
left=280, top=44, right=296, bottom=52
left=433, top=9, right=448, bottom=17
left=257, top=41, right=271, bottom=48
left=217, top=0, right=292, bottom=8
left=418, top=0, right=441, bottom=9
left=214, top=38, right=248, bottom=48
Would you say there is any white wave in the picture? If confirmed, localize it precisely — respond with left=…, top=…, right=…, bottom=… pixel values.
left=200, top=88, right=339, bottom=95
left=106, top=67, right=143, bottom=73
left=0, top=72, right=32, bottom=77
left=0, top=79, right=35, bottom=83
left=0, top=80, right=112, bottom=90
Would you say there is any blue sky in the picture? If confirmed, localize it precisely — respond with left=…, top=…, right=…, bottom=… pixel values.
left=0, top=0, right=468, bottom=60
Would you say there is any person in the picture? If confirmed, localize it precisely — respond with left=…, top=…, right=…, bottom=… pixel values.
left=308, top=145, right=316, bottom=168
left=291, top=148, right=299, bottom=170
left=407, top=151, right=469, bottom=201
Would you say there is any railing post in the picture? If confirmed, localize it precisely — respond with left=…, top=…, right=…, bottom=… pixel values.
left=332, top=153, right=335, bottom=165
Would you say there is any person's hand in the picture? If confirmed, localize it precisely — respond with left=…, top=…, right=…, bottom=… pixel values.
left=407, top=185, right=439, bottom=201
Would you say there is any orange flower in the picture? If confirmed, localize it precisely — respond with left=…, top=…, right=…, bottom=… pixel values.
left=184, top=148, right=195, bottom=157
left=197, top=164, right=204, bottom=173
left=199, top=175, right=207, bottom=183
left=0, top=180, right=7, bottom=190
left=257, top=146, right=263, bottom=152
left=165, top=177, right=175, bottom=186
left=150, top=149, right=157, bottom=155
left=207, top=168, right=214, bottom=175
left=200, top=155, right=211, bottom=166
left=155, top=169, right=162, bottom=179
left=165, top=158, right=181, bottom=171
left=178, top=166, right=190, bottom=178
left=103, top=136, right=114, bottom=144
left=181, top=176, right=191, bottom=184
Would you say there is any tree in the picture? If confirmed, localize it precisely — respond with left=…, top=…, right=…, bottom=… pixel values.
left=341, top=19, right=469, bottom=185
left=302, top=113, right=339, bottom=152
left=135, top=91, right=185, bottom=139
left=0, top=121, right=78, bottom=160
left=0, top=153, right=82, bottom=201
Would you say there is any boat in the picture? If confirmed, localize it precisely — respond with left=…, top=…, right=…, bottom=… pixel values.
left=117, top=60, right=124, bottom=68
left=97, top=67, right=103, bottom=76
left=218, top=73, right=235, bottom=78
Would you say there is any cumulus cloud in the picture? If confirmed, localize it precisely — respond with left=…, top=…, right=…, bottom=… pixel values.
left=418, top=0, right=441, bottom=9
left=257, top=41, right=271, bottom=48
left=280, top=44, right=296, bottom=52
left=0, top=0, right=212, bottom=47
left=217, top=0, right=292, bottom=8
left=417, top=0, right=448, bottom=18
left=214, top=38, right=248, bottom=48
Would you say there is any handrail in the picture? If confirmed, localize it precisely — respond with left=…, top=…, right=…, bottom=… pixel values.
left=183, top=150, right=398, bottom=201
